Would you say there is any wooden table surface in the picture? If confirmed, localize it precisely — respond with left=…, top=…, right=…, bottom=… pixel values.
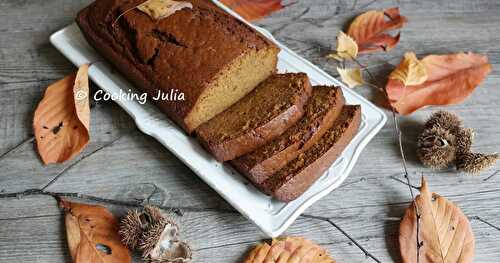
left=1, top=0, right=499, bottom=262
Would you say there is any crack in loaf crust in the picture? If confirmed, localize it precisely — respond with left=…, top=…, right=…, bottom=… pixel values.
left=260, top=105, right=362, bottom=202
left=231, top=86, right=346, bottom=185
left=195, top=73, right=312, bottom=162
left=76, top=0, right=280, bottom=132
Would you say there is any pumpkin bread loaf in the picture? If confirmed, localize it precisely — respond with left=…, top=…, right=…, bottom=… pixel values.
left=260, top=105, right=361, bottom=202
left=232, top=86, right=345, bottom=185
left=195, top=73, right=312, bottom=162
left=76, top=0, right=280, bottom=133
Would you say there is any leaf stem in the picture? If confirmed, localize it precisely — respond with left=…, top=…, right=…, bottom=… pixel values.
left=302, top=214, right=382, bottom=263
left=112, top=2, right=144, bottom=27
left=349, top=55, right=422, bottom=263
left=1, top=189, right=381, bottom=261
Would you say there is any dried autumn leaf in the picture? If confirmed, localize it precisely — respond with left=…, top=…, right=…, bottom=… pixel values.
left=386, top=52, right=492, bottom=115
left=60, top=200, right=131, bottom=263
left=347, top=7, right=407, bottom=54
left=336, top=31, right=359, bottom=59
left=337, top=67, right=364, bottom=88
left=220, top=0, right=284, bottom=21
left=137, top=0, right=193, bottom=20
left=327, top=31, right=359, bottom=61
left=243, top=236, right=335, bottom=263
left=390, top=52, right=428, bottom=86
left=33, top=64, right=90, bottom=165
left=399, top=177, right=474, bottom=262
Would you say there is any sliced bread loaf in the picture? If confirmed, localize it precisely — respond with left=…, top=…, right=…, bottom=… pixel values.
left=195, top=73, right=312, bottom=162
left=260, top=105, right=361, bottom=202
left=232, top=86, right=345, bottom=184
left=77, top=0, right=280, bottom=133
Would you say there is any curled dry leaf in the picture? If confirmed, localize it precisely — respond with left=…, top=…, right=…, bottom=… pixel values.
left=60, top=200, right=131, bottom=263
left=33, top=64, right=90, bottom=165
left=399, top=177, right=474, bottom=263
left=337, top=67, right=364, bottom=88
left=386, top=52, right=492, bottom=115
left=347, top=7, right=407, bottom=54
left=220, top=0, right=284, bottom=21
left=327, top=31, right=358, bottom=61
left=390, top=52, right=428, bottom=86
left=138, top=0, right=193, bottom=20
left=243, top=236, right=335, bottom=263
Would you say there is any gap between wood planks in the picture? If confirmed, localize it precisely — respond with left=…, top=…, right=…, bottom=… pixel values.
left=0, top=214, right=59, bottom=221
left=1, top=188, right=499, bottom=260
left=0, top=98, right=128, bottom=193
left=40, top=134, right=125, bottom=191
left=270, top=0, right=381, bottom=36
left=0, top=188, right=383, bottom=261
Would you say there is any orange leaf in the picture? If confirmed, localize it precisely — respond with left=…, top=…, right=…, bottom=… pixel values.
left=347, top=7, right=407, bottom=54
left=399, top=177, right=475, bottom=262
left=386, top=52, right=492, bottom=115
left=243, top=236, right=335, bottom=263
left=60, top=200, right=131, bottom=263
left=220, top=0, right=284, bottom=21
left=33, top=65, right=90, bottom=165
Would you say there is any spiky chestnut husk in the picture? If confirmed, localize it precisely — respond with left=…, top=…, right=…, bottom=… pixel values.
left=455, top=128, right=474, bottom=155
left=119, top=206, right=166, bottom=250
left=143, top=206, right=165, bottom=223
left=139, top=219, right=192, bottom=263
left=143, top=241, right=192, bottom=263
left=417, top=126, right=457, bottom=169
left=120, top=210, right=147, bottom=249
left=424, top=111, right=462, bottom=133
left=139, top=219, right=171, bottom=257
left=457, top=152, right=499, bottom=175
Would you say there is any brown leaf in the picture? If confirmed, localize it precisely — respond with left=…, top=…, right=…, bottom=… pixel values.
left=33, top=65, right=91, bottom=165
left=386, top=52, right=492, bottom=115
left=60, top=200, right=131, bottom=263
left=242, top=236, right=335, bottom=263
left=137, top=0, right=193, bottom=20
left=347, top=7, right=407, bottom=54
left=399, top=177, right=475, bottom=263
left=220, top=0, right=284, bottom=21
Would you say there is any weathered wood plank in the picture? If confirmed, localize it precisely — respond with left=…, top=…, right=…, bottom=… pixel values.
left=1, top=195, right=499, bottom=262
left=0, top=102, right=136, bottom=193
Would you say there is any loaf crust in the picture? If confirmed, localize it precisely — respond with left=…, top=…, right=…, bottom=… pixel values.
left=76, top=0, right=279, bottom=132
left=261, top=105, right=361, bottom=202
left=232, top=86, right=345, bottom=184
left=195, top=73, right=312, bottom=162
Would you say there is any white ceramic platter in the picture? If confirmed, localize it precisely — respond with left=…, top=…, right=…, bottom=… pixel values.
left=50, top=1, right=386, bottom=237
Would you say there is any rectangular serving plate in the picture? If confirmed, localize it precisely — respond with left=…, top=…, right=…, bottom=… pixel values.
left=50, top=2, right=386, bottom=237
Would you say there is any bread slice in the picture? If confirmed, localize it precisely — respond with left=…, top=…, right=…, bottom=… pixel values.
left=195, top=73, right=312, bottom=162
left=232, top=86, right=345, bottom=184
left=260, top=105, right=361, bottom=202
left=76, top=0, right=279, bottom=133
